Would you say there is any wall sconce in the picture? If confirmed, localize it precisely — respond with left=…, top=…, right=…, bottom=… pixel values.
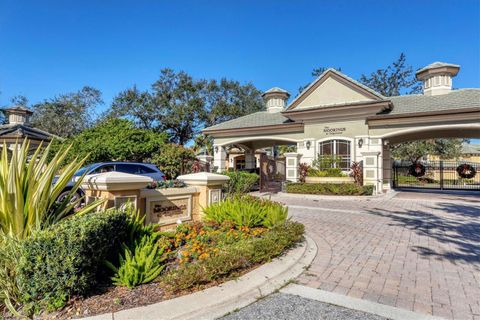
left=214, top=146, right=219, bottom=153
left=358, top=138, right=363, bottom=148
left=306, top=140, right=311, bottom=150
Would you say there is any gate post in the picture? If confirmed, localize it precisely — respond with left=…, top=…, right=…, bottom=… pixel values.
left=440, top=160, right=444, bottom=190
left=285, top=152, right=302, bottom=182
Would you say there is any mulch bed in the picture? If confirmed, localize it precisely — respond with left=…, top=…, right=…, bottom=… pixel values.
left=36, top=264, right=261, bottom=320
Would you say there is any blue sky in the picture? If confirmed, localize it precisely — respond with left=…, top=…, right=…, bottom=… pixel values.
left=0, top=0, right=479, bottom=116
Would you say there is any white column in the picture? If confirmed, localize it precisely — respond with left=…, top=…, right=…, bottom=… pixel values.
left=213, top=145, right=226, bottom=173
left=382, top=142, right=392, bottom=191
left=285, top=152, right=302, bottom=182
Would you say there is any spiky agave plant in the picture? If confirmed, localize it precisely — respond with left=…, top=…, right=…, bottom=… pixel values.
left=0, top=140, right=103, bottom=240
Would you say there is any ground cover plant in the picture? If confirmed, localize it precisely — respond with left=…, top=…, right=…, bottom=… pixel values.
left=286, top=182, right=374, bottom=196
left=1, top=193, right=303, bottom=319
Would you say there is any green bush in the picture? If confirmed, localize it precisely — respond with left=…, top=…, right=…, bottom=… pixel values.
left=222, top=171, right=259, bottom=195
left=204, top=196, right=287, bottom=228
left=307, top=167, right=345, bottom=177
left=0, top=236, right=21, bottom=316
left=17, top=210, right=129, bottom=312
left=286, top=183, right=374, bottom=196
left=152, top=144, right=196, bottom=179
left=106, top=233, right=166, bottom=288
left=163, top=221, right=304, bottom=290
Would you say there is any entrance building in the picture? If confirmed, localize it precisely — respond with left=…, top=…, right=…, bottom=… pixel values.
left=203, top=62, right=480, bottom=193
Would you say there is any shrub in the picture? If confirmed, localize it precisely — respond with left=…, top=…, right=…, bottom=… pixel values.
left=350, top=161, right=363, bottom=185
left=163, top=221, right=304, bottom=291
left=311, top=155, right=342, bottom=170
left=106, top=233, right=166, bottom=288
left=0, top=141, right=104, bottom=240
left=286, top=183, right=374, bottom=196
left=222, top=171, right=259, bottom=195
left=307, top=168, right=345, bottom=177
left=152, top=144, right=196, bottom=179
left=204, top=196, right=287, bottom=228
left=17, top=210, right=129, bottom=312
left=0, top=236, right=21, bottom=316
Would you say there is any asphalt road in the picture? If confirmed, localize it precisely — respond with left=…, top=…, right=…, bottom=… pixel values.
left=220, top=293, right=388, bottom=320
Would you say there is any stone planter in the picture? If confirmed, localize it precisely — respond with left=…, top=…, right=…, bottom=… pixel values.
left=305, top=176, right=355, bottom=184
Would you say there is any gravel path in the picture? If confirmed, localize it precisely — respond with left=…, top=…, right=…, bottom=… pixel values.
left=220, top=293, right=388, bottom=320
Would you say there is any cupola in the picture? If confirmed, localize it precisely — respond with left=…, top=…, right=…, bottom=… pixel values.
left=416, top=62, right=460, bottom=96
left=4, top=105, right=33, bottom=125
left=262, top=87, right=290, bottom=113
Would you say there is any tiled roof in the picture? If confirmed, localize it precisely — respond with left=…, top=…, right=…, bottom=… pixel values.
left=416, top=62, right=460, bottom=74
left=0, top=124, right=56, bottom=140
left=462, top=143, right=480, bottom=155
left=203, top=111, right=293, bottom=132
left=263, top=87, right=289, bottom=94
left=388, top=89, right=480, bottom=115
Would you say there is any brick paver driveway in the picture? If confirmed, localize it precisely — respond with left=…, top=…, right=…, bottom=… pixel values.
left=270, top=191, right=480, bottom=320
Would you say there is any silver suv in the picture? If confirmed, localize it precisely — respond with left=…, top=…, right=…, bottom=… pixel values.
left=57, top=162, right=165, bottom=202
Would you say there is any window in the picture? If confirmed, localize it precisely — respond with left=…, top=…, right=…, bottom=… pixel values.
left=116, top=164, right=139, bottom=174
left=318, top=139, right=351, bottom=171
left=90, top=164, right=115, bottom=174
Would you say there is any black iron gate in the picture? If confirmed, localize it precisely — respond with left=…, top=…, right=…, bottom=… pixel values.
left=259, top=154, right=284, bottom=193
left=393, top=160, right=480, bottom=191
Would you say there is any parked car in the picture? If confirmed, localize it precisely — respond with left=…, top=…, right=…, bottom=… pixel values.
left=55, top=162, right=166, bottom=204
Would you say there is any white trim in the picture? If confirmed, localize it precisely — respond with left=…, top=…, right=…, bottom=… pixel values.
left=218, top=136, right=301, bottom=146
left=373, top=123, right=480, bottom=139
left=315, top=137, right=355, bottom=169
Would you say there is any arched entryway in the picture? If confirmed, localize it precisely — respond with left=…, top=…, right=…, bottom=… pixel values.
left=377, top=124, right=480, bottom=191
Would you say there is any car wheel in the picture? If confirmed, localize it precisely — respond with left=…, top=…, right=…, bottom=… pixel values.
left=57, top=190, right=82, bottom=206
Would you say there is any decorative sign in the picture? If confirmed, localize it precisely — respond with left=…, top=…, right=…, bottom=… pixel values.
left=147, top=196, right=192, bottom=225
left=323, top=126, right=346, bottom=136
left=209, top=189, right=222, bottom=205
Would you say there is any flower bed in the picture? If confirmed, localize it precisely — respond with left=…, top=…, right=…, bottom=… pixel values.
left=1, top=197, right=303, bottom=319
left=286, top=182, right=374, bottom=196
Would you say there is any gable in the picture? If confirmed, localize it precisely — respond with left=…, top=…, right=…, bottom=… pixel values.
left=288, top=69, right=384, bottom=110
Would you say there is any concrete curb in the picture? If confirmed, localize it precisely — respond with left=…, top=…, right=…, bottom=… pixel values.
left=281, top=284, right=446, bottom=320
left=82, top=236, right=318, bottom=320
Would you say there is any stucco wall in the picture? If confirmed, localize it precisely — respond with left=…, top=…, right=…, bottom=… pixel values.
left=296, top=77, right=373, bottom=109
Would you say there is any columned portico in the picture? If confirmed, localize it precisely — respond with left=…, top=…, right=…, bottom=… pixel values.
left=204, top=62, right=480, bottom=193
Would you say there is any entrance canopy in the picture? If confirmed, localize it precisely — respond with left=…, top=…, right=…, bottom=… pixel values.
left=203, top=62, right=480, bottom=192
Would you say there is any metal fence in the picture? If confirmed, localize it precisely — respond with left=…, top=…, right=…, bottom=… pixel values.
left=392, top=160, right=480, bottom=191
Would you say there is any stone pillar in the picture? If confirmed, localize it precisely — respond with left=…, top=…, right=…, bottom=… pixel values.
left=213, top=145, right=226, bottom=173
left=244, top=150, right=256, bottom=170
left=177, top=172, right=230, bottom=218
left=285, top=152, right=303, bottom=182
left=382, top=142, right=392, bottom=192
left=81, top=172, right=153, bottom=211
left=361, top=151, right=381, bottom=194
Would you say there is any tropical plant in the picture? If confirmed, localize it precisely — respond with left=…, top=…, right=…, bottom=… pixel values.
left=106, top=233, right=166, bottom=288
left=0, top=141, right=103, bottom=240
left=350, top=161, right=363, bottom=185
left=307, top=167, right=345, bottom=177
left=298, top=163, right=309, bottom=183
left=204, top=196, right=288, bottom=228
left=311, top=155, right=342, bottom=170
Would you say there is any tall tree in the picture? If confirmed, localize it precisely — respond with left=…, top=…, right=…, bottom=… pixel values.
left=391, top=139, right=464, bottom=163
left=107, top=69, right=264, bottom=146
left=30, top=86, right=102, bottom=137
left=360, top=53, right=462, bottom=161
left=359, top=53, right=422, bottom=96
left=204, top=78, right=264, bottom=127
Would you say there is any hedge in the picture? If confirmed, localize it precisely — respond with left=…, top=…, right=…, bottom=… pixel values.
left=286, top=183, right=374, bottom=196
left=222, top=171, right=259, bottom=195
left=17, top=210, right=129, bottom=312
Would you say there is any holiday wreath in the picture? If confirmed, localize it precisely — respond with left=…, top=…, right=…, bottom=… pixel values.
left=456, top=163, right=476, bottom=179
left=408, top=163, right=426, bottom=177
